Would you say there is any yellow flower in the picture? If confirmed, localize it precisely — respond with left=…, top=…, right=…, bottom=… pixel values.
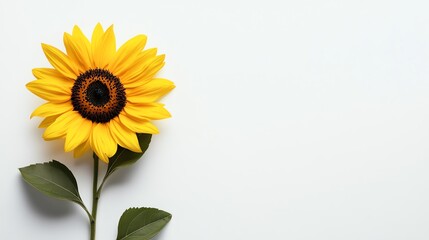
left=26, top=24, right=174, bottom=162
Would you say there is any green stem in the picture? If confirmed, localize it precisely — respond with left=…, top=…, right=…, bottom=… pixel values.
left=90, top=154, right=100, bottom=240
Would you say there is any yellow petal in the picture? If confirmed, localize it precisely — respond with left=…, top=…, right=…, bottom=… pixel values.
left=91, top=23, right=104, bottom=43
left=43, top=111, right=80, bottom=140
left=122, top=55, right=165, bottom=88
left=93, top=25, right=116, bottom=68
left=124, top=103, right=171, bottom=120
left=115, top=48, right=157, bottom=80
left=140, top=48, right=158, bottom=59
left=63, top=33, right=89, bottom=72
left=31, top=102, right=73, bottom=118
left=65, top=117, right=92, bottom=152
left=71, top=25, right=92, bottom=68
left=74, top=140, right=90, bottom=158
left=90, top=123, right=117, bottom=162
left=110, top=118, right=142, bottom=152
left=91, top=23, right=104, bottom=67
left=126, top=78, right=175, bottom=103
left=38, top=115, right=60, bottom=128
left=118, top=113, right=159, bottom=134
left=32, top=68, right=68, bottom=80
left=109, top=34, right=147, bottom=73
left=137, top=54, right=165, bottom=79
left=26, top=78, right=72, bottom=102
left=41, top=43, right=78, bottom=79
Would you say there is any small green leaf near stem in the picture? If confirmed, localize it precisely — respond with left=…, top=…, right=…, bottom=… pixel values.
left=116, top=207, right=172, bottom=240
left=19, top=160, right=93, bottom=222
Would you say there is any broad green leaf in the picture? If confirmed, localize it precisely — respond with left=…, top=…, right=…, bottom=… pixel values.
left=106, top=133, right=152, bottom=178
left=117, top=207, right=172, bottom=240
left=19, top=160, right=84, bottom=205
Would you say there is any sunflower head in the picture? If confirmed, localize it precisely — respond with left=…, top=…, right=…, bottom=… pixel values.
left=26, top=24, right=175, bottom=162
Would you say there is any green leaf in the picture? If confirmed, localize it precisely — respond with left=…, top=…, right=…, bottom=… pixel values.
left=19, top=160, right=84, bottom=205
left=117, top=207, right=172, bottom=240
left=106, top=133, right=152, bottom=178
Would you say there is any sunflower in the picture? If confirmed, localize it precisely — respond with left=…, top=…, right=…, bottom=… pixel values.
left=26, top=24, right=174, bottom=162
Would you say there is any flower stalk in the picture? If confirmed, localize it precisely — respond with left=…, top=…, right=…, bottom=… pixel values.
left=90, top=154, right=100, bottom=240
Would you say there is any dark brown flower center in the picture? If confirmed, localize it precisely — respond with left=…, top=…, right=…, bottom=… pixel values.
left=71, top=69, right=126, bottom=123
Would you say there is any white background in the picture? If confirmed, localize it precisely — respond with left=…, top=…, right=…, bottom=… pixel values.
left=1, top=0, right=429, bottom=239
